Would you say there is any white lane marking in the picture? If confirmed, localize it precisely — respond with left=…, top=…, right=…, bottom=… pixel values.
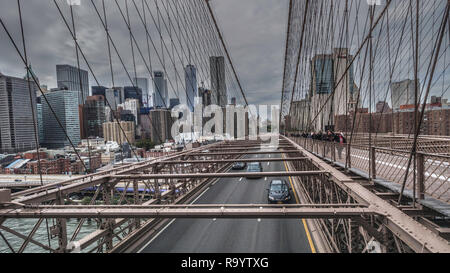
left=257, top=219, right=261, bottom=222
left=191, top=187, right=210, bottom=204
left=138, top=187, right=211, bottom=253
left=213, top=218, right=217, bottom=221
left=267, top=162, right=270, bottom=166
left=264, top=177, right=267, bottom=181
left=239, top=177, right=243, bottom=182
left=138, top=218, right=176, bottom=253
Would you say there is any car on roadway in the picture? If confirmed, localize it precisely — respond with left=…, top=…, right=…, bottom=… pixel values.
left=267, top=180, right=292, bottom=204
left=246, top=162, right=263, bottom=179
left=232, top=162, right=247, bottom=170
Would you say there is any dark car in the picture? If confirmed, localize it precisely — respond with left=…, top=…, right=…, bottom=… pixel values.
left=267, top=180, right=292, bottom=204
left=246, top=162, right=263, bottom=179
left=232, top=162, right=247, bottom=170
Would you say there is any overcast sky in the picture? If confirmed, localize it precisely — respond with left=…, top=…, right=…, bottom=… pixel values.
left=0, top=0, right=447, bottom=109
left=0, top=0, right=288, bottom=107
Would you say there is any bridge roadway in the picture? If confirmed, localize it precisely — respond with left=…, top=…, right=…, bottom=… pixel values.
left=139, top=152, right=314, bottom=253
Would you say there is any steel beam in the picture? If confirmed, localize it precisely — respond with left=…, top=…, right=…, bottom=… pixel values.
left=111, top=171, right=328, bottom=180
left=0, top=206, right=379, bottom=219
left=160, top=157, right=309, bottom=164
left=188, top=151, right=301, bottom=156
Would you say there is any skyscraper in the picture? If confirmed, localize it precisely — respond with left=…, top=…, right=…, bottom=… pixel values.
left=123, top=86, right=143, bottom=106
left=56, top=64, right=89, bottom=105
left=185, top=65, right=197, bottom=111
left=306, top=48, right=357, bottom=131
left=42, top=90, right=80, bottom=148
left=149, top=108, right=173, bottom=144
left=333, top=48, right=354, bottom=116
left=92, top=86, right=108, bottom=97
left=105, top=88, right=121, bottom=110
left=391, top=79, right=417, bottom=112
left=102, top=121, right=135, bottom=145
left=198, top=87, right=213, bottom=108
left=133, top=77, right=149, bottom=107
left=310, top=54, right=334, bottom=131
left=83, top=95, right=106, bottom=138
left=210, top=56, right=227, bottom=107
left=36, top=103, right=44, bottom=144
left=312, top=54, right=334, bottom=95
left=0, top=73, right=39, bottom=153
left=118, top=99, right=139, bottom=125
left=153, top=71, right=167, bottom=108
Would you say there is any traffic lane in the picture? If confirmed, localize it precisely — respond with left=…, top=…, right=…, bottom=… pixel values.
left=141, top=153, right=312, bottom=253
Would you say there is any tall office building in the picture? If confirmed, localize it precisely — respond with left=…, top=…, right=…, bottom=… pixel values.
left=92, top=86, right=108, bottom=97
left=149, top=108, right=173, bottom=144
left=105, top=88, right=122, bottom=110
left=185, top=65, right=197, bottom=111
left=391, top=79, right=417, bottom=112
left=36, top=103, right=44, bottom=144
left=102, top=121, right=135, bottom=145
left=83, top=95, right=106, bottom=138
left=123, top=86, right=143, bottom=106
left=153, top=71, right=168, bottom=108
left=0, top=73, right=39, bottom=153
left=307, top=48, right=357, bottom=131
left=290, top=99, right=311, bottom=132
left=210, top=56, right=227, bottom=107
left=333, top=48, right=354, bottom=116
left=118, top=99, right=139, bottom=125
left=310, top=54, right=334, bottom=131
left=133, top=77, right=149, bottom=107
left=56, top=64, right=89, bottom=105
left=42, top=90, right=80, bottom=148
left=198, top=87, right=213, bottom=108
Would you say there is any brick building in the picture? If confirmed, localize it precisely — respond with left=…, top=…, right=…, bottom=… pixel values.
left=70, top=155, right=102, bottom=174
left=335, top=112, right=392, bottom=134
left=22, top=151, right=48, bottom=160
left=335, top=108, right=449, bottom=136
left=27, top=158, right=71, bottom=174
left=423, top=109, right=450, bottom=136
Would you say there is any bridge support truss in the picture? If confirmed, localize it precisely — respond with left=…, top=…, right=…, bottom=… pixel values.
left=0, top=137, right=449, bottom=253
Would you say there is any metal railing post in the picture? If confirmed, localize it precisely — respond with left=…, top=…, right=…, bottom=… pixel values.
left=332, top=142, right=336, bottom=162
left=346, top=143, right=351, bottom=170
left=416, top=152, right=425, bottom=200
left=371, top=147, right=376, bottom=180
left=55, top=189, right=68, bottom=253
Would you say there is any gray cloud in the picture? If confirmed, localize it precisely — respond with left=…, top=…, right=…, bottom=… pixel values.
left=0, top=0, right=288, bottom=108
left=1, top=0, right=447, bottom=111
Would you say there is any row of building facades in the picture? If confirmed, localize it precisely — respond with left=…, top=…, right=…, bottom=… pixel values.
left=286, top=48, right=450, bottom=136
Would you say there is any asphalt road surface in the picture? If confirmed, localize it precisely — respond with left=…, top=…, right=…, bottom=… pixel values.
left=140, top=153, right=314, bottom=253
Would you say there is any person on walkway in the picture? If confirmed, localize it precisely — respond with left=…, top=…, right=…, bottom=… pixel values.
left=336, top=131, right=347, bottom=160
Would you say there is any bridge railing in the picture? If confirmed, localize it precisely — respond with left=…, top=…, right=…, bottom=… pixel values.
left=290, top=137, right=450, bottom=204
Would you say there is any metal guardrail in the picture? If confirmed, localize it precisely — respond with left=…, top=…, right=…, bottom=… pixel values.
left=291, top=137, right=450, bottom=204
